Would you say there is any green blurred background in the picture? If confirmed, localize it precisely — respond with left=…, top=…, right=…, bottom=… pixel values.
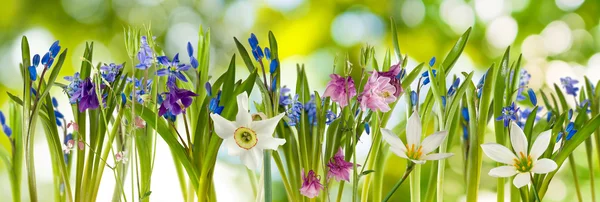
left=1, top=0, right=599, bottom=201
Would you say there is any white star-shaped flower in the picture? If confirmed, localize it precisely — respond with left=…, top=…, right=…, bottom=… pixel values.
left=481, top=122, right=558, bottom=188
left=381, top=112, right=453, bottom=164
left=210, top=92, right=286, bottom=169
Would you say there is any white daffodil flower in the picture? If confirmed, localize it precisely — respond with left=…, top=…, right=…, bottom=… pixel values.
left=210, top=92, right=286, bottom=169
left=481, top=122, right=558, bottom=188
left=381, top=112, right=453, bottom=164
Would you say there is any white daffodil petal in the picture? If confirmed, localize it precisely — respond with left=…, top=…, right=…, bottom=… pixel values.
left=236, top=92, right=252, bottom=127
left=531, top=158, right=558, bottom=174
left=406, top=112, right=422, bottom=147
left=529, top=130, right=552, bottom=160
left=489, top=166, right=518, bottom=177
left=420, top=131, right=448, bottom=155
left=422, top=153, right=453, bottom=161
left=481, top=143, right=518, bottom=165
left=381, top=128, right=407, bottom=152
left=257, top=136, right=286, bottom=150
left=210, top=114, right=237, bottom=139
left=510, top=122, right=529, bottom=156
left=253, top=113, right=284, bottom=138
left=513, top=172, right=531, bottom=188
left=225, top=138, right=245, bottom=156
left=389, top=146, right=409, bottom=159
left=240, top=148, right=263, bottom=170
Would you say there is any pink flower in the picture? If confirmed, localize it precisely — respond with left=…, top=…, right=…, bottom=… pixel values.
left=359, top=71, right=397, bottom=112
left=327, top=148, right=357, bottom=181
left=323, top=74, right=357, bottom=108
left=376, top=63, right=403, bottom=97
left=134, top=116, right=146, bottom=129
left=300, top=169, right=323, bottom=198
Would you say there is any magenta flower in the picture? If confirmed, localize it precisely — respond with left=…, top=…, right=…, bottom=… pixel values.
left=323, top=74, right=357, bottom=108
left=376, top=63, right=404, bottom=97
left=327, top=148, right=357, bottom=182
left=359, top=71, right=397, bottom=112
left=300, top=169, right=323, bottom=198
left=158, top=85, right=197, bottom=119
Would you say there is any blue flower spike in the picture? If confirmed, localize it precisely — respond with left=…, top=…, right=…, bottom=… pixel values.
left=429, top=57, right=436, bottom=67
left=187, top=42, right=199, bottom=69
left=528, top=88, right=537, bottom=106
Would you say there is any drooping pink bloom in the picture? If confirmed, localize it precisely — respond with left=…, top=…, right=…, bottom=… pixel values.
left=327, top=148, right=357, bottom=181
left=323, top=74, right=357, bottom=108
left=134, top=116, right=146, bottom=129
left=300, top=169, right=324, bottom=198
left=359, top=71, right=397, bottom=112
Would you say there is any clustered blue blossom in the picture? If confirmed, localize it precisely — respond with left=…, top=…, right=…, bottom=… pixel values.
left=100, top=63, right=123, bottom=83
left=136, top=36, right=154, bottom=70
left=560, top=77, right=579, bottom=97
left=516, top=69, right=531, bottom=101
left=126, top=77, right=152, bottom=104
left=305, top=95, right=317, bottom=125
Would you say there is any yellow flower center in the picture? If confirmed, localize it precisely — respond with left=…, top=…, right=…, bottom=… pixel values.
left=381, top=91, right=391, bottom=98
left=405, top=144, right=423, bottom=159
left=513, top=152, right=533, bottom=172
left=234, top=127, right=258, bottom=150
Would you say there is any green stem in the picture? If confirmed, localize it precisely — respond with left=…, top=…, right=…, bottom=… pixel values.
left=383, top=163, right=415, bottom=202
left=410, top=164, right=421, bottom=202
left=264, top=150, right=272, bottom=202
left=585, top=138, right=597, bottom=202
left=569, top=155, right=583, bottom=202
left=529, top=174, right=541, bottom=202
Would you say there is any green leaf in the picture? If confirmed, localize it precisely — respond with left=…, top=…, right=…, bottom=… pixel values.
left=401, top=62, right=424, bottom=90
left=553, top=84, right=568, bottom=113
left=390, top=17, right=402, bottom=62
left=442, top=27, right=471, bottom=73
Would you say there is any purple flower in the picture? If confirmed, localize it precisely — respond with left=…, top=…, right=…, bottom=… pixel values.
left=560, top=77, right=579, bottom=97
left=100, top=63, right=123, bottom=83
left=300, top=169, right=323, bottom=198
left=156, top=54, right=191, bottom=86
left=305, top=95, right=317, bottom=125
left=323, top=74, right=357, bottom=108
left=496, top=102, right=519, bottom=127
left=327, top=148, right=357, bottom=182
left=78, top=78, right=100, bottom=112
left=158, top=86, right=197, bottom=119
left=136, top=36, right=154, bottom=70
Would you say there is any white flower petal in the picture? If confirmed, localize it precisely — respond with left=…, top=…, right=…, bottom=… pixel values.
left=236, top=92, right=252, bottom=127
left=530, top=130, right=551, bottom=160
left=240, top=148, right=263, bottom=170
left=252, top=113, right=284, bottom=138
left=381, top=128, right=407, bottom=153
left=257, top=136, right=286, bottom=150
left=225, top=138, right=245, bottom=156
left=513, top=172, right=531, bottom=188
left=531, top=158, right=558, bottom=174
left=510, top=122, right=528, bottom=156
left=389, top=146, right=409, bottom=159
left=488, top=166, right=518, bottom=177
left=421, top=153, right=453, bottom=161
left=406, top=112, right=422, bottom=147
left=420, top=131, right=448, bottom=155
left=410, top=159, right=426, bottom=164
left=210, top=113, right=237, bottom=139
left=481, top=143, right=518, bottom=165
